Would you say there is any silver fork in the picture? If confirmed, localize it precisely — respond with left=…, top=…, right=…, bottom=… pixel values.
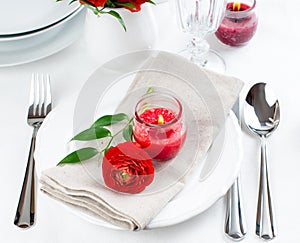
left=14, top=74, right=52, bottom=228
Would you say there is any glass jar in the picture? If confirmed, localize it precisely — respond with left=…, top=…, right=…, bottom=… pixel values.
left=133, top=92, right=187, bottom=162
left=215, top=0, right=258, bottom=46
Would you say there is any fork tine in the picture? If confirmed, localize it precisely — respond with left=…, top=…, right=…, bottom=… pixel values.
left=38, top=74, right=45, bottom=117
left=28, top=74, right=35, bottom=117
left=33, top=74, right=40, bottom=117
left=28, top=74, right=51, bottom=119
left=45, top=74, right=52, bottom=115
left=40, top=74, right=46, bottom=117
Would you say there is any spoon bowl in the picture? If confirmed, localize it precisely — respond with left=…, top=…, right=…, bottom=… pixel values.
left=244, top=82, right=280, bottom=137
left=244, top=82, right=279, bottom=240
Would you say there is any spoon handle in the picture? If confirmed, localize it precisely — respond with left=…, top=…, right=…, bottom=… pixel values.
left=225, top=175, right=247, bottom=241
left=256, top=136, right=276, bottom=240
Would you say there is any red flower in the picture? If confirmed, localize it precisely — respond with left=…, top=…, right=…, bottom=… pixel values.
left=80, top=0, right=107, bottom=7
left=117, top=0, right=149, bottom=12
left=102, top=142, right=154, bottom=193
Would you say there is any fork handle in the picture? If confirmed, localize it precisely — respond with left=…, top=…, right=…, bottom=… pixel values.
left=256, top=136, right=276, bottom=240
left=14, top=127, right=38, bottom=228
left=225, top=175, right=247, bottom=241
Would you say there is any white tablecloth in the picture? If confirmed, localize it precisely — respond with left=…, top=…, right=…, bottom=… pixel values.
left=1, top=0, right=299, bottom=242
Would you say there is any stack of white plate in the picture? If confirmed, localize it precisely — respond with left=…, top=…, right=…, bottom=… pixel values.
left=0, top=0, right=86, bottom=67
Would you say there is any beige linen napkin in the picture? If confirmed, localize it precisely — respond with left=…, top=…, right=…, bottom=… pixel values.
left=40, top=51, right=243, bottom=230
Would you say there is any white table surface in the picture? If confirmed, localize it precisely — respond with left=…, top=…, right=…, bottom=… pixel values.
left=1, top=0, right=299, bottom=242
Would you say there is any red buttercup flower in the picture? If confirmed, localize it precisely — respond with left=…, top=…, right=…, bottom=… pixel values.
left=117, top=0, right=149, bottom=12
left=80, top=0, right=107, bottom=7
left=102, top=141, right=154, bottom=193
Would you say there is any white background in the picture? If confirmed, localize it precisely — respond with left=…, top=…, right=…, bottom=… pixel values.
left=1, top=0, right=299, bottom=242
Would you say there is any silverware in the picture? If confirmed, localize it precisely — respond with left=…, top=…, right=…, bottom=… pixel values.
left=244, top=83, right=279, bottom=240
left=14, top=74, right=52, bottom=228
left=224, top=98, right=247, bottom=241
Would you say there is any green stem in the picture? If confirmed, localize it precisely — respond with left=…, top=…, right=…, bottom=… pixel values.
left=99, top=117, right=134, bottom=155
left=105, top=137, right=114, bottom=150
left=111, top=117, right=133, bottom=139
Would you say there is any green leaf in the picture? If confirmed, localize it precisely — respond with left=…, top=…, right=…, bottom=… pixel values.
left=148, top=0, right=156, bottom=5
left=57, top=147, right=99, bottom=165
left=116, top=2, right=136, bottom=10
left=122, top=124, right=133, bottom=141
left=71, top=127, right=111, bottom=141
left=102, top=10, right=127, bottom=31
left=92, top=113, right=129, bottom=127
left=105, top=1, right=117, bottom=8
left=146, top=87, right=153, bottom=94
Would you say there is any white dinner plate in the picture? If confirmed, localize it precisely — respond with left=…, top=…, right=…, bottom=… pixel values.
left=35, top=50, right=242, bottom=229
left=0, top=0, right=80, bottom=36
left=35, top=93, right=241, bottom=229
left=0, top=7, right=86, bottom=67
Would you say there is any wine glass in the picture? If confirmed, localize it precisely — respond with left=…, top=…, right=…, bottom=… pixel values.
left=175, top=0, right=227, bottom=72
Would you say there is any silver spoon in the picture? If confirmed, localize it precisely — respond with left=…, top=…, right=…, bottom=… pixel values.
left=244, top=82, right=279, bottom=240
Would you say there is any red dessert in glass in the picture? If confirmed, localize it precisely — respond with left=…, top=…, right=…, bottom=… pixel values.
left=215, top=0, right=258, bottom=46
left=133, top=93, right=187, bottom=162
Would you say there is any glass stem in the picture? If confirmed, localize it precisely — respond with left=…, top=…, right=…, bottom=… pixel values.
left=188, top=36, right=210, bottom=66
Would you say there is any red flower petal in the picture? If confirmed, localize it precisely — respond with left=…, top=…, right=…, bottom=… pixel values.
left=102, top=141, right=154, bottom=193
left=80, top=0, right=107, bottom=7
